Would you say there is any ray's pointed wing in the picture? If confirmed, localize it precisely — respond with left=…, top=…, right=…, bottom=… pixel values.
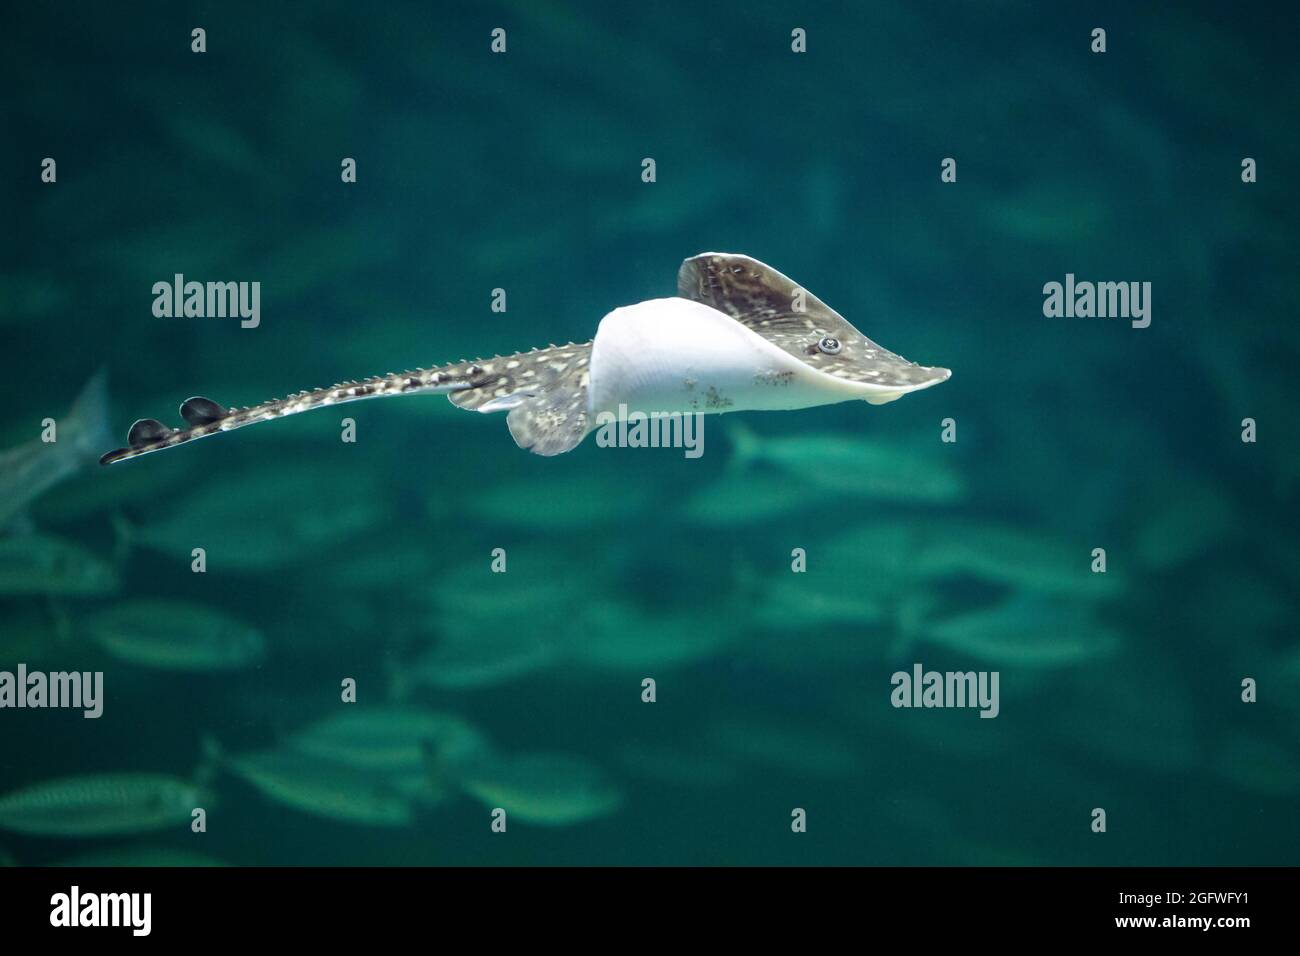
left=677, top=252, right=950, bottom=389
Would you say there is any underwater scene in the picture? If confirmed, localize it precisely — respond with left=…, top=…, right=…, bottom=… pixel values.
left=2, top=1, right=1298, bottom=867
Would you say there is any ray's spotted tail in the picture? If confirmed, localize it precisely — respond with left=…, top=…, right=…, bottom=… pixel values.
left=102, top=359, right=486, bottom=465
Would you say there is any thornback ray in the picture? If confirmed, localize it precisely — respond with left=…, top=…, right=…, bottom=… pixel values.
left=100, top=254, right=950, bottom=464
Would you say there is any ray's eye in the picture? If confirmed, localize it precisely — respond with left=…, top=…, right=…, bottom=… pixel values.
left=817, top=336, right=842, bottom=355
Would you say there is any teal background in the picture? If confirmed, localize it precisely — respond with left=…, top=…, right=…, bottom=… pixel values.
left=1, top=0, right=1297, bottom=865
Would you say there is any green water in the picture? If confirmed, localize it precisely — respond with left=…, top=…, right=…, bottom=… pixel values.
left=1, top=1, right=1297, bottom=865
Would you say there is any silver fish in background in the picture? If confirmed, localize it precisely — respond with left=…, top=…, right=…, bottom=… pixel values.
left=404, top=632, right=561, bottom=691
left=455, top=751, right=623, bottom=826
left=821, top=519, right=1123, bottom=600
left=126, top=461, right=390, bottom=570
left=0, top=534, right=118, bottom=597
left=745, top=569, right=890, bottom=629
left=400, top=546, right=602, bottom=690
left=726, top=422, right=967, bottom=504
left=900, top=595, right=1122, bottom=670
left=0, top=372, right=110, bottom=531
left=460, top=471, right=654, bottom=530
left=83, top=600, right=266, bottom=671
left=679, top=470, right=821, bottom=526
left=573, top=598, right=739, bottom=671
left=286, top=707, right=491, bottom=774
left=318, top=537, right=441, bottom=594
left=0, top=773, right=206, bottom=837
left=216, top=745, right=417, bottom=827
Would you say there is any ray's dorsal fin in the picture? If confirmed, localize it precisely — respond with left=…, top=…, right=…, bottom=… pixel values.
left=179, top=396, right=228, bottom=426
left=677, top=252, right=950, bottom=390
left=127, top=418, right=173, bottom=447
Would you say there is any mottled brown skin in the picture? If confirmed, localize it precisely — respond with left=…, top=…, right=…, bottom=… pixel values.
left=677, top=253, right=948, bottom=389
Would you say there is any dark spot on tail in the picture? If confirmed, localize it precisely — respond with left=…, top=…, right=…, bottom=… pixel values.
left=180, top=396, right=229, bottom=426
left=127, top=418, right=172, bottom=447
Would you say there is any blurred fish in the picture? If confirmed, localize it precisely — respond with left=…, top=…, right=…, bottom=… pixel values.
left=319, top=538, right=440, bottom=593
left=258, top=225, right=398, bottom=300
left=982, top=180, right=1113, bottom=243
left=915, top=519, right=1122, bottom=597
left=1183, top=569, right=1289, bottom=643
left=0, top=773, right=205, bottom=837
left=405, top=633, right=560, bottom=690
left=0, top=534, right=118, bottom=597
left=91, top=219, right=254, bottom=283
left=678, top=471, right=814, bottom=526
left=1052, top=660, right=1201, bottom=772
left=705, top=716, right=863, bottom=778
left=408, top=552, right=594, bottom=688
left=0, top=372, right=110, bottom=531
left=52, top=847, right=227, bottom=867
left=728, top=422, right=965, bottom=504
left=737, top=540, right=912, bottom=674
left=816, top=524, right=924, bottom=587
left=0, top=273, right=71, bottom=324
left=164, top=114, right=266, bottom=179
left=83, top=600, right=265, bottom=671
left=287, top=707, right=491, bottom=775
left=456, top=751, right=622, bottom=826
left=461, top=472, right=652, bottom=529
left=747, top=572, right=889, bottom=629
left=0, top=608, right=61, bottom=664
left=129, top=463, right=388, bottom=570
left=32, top=450, right=197, bottom=525
left=1212, top=733, right=1300, bottom=796
left=823, top=519, right=1122, bottom=599
left=1132, top=476, right=1237, bottom=570
left=904, top=596, right=1121, bottom=669
left=219, top=745, right=414, bottom=827
left=428, top=552, right=591, bottom=620
left=573, top=599, right=737, bottom=670
left=873, top=694, right=1020, bottom=762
